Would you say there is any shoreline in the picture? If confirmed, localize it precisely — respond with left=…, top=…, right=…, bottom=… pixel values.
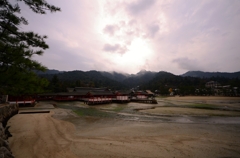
left=162, top=96, right=240, bottom=100
left=8, top=97, right=240, bottom=158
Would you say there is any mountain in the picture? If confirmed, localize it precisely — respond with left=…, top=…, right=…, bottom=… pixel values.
left=181, top=71, right=240, bottom=79
left=39, top=70, right=127, bottom=90
left=35, top=69, right=63, bottom=75
left=142, top=71, right=179, bottom=90
left=100, top=70, right=158, bottom=88
left=141, top=71, right=212, bottom=95
left=122, top=70, right=157, bottom=88
left=37, top=69, right=240, bottom=94
left=38, top=69, right=159, bottom=91
left=100, top=71, right=129, bottom=82
left=141, top=71, right=240, bottom=94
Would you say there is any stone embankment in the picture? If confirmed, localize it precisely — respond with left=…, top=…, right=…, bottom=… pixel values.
left=0, top=104, right=18, bottom=158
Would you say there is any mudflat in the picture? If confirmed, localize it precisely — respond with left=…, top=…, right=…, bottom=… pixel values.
left=8, top=96, right=240, bottom=158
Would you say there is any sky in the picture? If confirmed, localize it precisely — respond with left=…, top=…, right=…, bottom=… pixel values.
left=18, top=0, right=240, bottom=75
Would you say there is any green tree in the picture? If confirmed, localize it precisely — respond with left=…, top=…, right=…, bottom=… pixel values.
left=0, top=0, right=60, bottom=95
left=49, top=75, right=61, bottom=92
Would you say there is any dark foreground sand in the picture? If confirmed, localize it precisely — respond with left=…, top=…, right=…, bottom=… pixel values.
left=8, top=97, right=240, bottom=158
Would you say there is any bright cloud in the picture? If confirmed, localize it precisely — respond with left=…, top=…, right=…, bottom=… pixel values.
left=18, top=0, right=240, bottom=74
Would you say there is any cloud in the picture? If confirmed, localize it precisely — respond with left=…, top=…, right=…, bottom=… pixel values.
left=172, top=57, right=203, bottom=71
left=103, top=44, right=120, bottom=52
left=103, top=43, right=127, bottom=55
left=147, top=24, right=159, bottom=38
left=18, top=0, right=240, bottom=74
left=126, top=0, right=156, bottom=15
left=103, top=24, right=119, bottom=36
left=33, top=37, right=99, bottom=71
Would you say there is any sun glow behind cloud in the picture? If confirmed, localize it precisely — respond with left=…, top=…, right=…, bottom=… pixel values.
left=96, top=0, right=156, bottom=73
left=24, top=0, right=240, bottom=74
left=112, top=38, right=152, bottom=64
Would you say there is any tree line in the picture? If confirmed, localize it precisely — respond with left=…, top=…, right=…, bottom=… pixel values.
left=41, top=71, right=240, bottom=96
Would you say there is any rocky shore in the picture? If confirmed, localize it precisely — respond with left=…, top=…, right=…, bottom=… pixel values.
left=0, top=104, right=18, bottom=158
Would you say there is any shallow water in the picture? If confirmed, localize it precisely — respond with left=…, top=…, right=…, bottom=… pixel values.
left=33, top=100, right=240, bottom=125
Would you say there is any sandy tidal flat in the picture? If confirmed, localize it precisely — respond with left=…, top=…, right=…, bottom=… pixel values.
left=140, top=107, right=240, bottom=116
left=8, top=97, right=240, bottom=158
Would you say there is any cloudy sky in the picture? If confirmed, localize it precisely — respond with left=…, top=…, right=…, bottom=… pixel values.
left=19, top=0, right=240, bottom=75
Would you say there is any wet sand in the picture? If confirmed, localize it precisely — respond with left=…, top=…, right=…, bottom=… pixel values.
left=8, top=97, right=240, bottom=158
left=140, top=107, right=240, bottom=116
left=165, top=96, right=240, bottom=100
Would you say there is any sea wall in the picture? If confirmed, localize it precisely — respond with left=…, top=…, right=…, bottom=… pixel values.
left=0, top=104, right=18, bottom=158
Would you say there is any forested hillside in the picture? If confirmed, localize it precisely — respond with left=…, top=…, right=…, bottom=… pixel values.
left=38, top=70, right=240, bottom=95
left=142, top=71, right=240, bottom=95
left=39, top=70, right=127, bottom=92
left=182, top=71, right=240, bottom=78
left=100, top=71, right=129, bottom=82
left=121, top=70, right=157, bottom=88
left=39, top=70, right=158, bottom=92
left=100, top=70, right=157, bottom=88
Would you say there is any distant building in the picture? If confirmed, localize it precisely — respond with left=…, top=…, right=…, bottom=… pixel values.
left=34, top=87, right=158, bottom=104
left=145, top=90, right=155, bottom=96
left=205, top=81, right=220, bottom=88
left=205, top=81, right=239, bottom=96
left=115, top=90, right=131, bottom=102
left=8, top=95, right=35, bottom=106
